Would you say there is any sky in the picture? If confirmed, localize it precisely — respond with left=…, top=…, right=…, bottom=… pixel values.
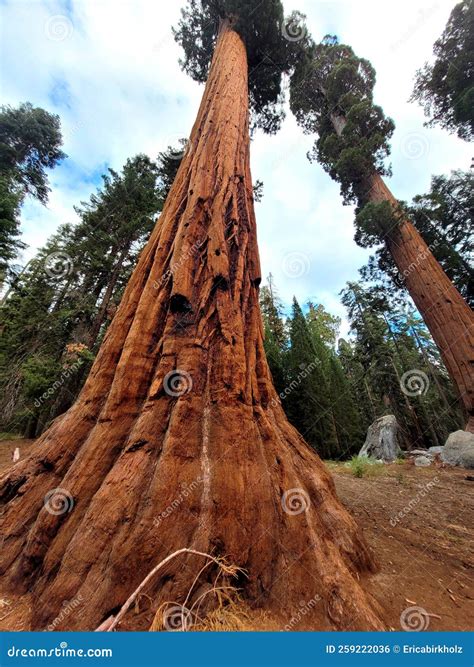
left=0, top=0, right=471, bottom=336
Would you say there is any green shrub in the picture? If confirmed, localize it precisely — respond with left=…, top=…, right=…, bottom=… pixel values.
left=346, top=454, right=383, bottom=478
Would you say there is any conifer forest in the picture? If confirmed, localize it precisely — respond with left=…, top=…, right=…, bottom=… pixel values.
left=0, top=0, right=473, bottom=649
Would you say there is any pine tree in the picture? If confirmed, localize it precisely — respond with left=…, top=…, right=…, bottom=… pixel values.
left=0, top=102, right=66, bottom=275
left=286, top=298, right=338, bottom=459
left=0, top=155, right=166, bottom=437
left=260, top=274, right=287, bottom=395
left=327, top=353, right=364, bottom=456
left=341, top=282, right=463, bottom=448
left=306, top=302, right=341, bottom=348
left=411, top=0, right=474, bottom=140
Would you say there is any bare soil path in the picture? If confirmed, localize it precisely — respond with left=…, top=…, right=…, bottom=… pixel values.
left=331, top=460, right=474, bottom=631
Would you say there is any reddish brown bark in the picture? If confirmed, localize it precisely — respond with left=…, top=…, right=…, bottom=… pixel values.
left=367, top=173, right=474, bottom=432
left=0, top=26, right=383, bottom=631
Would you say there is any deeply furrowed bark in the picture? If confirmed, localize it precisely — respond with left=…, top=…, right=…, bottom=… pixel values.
left=0, top=25, right=383, bottom=631
left=366, top=173, right=474, bottom=432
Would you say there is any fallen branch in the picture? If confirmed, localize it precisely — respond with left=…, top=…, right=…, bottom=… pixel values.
left=103, top=548, right=238, bottom=632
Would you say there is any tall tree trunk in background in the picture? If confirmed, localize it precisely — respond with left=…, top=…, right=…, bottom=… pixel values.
left=381, top=314, right=425, bottom=446
left=0, top=25, right=382, bottom=631
left=330, top=115, right=474, bottom=431
left=87, top=242, right=129, bottom=348
left=367, top=173, right=474, bottom=432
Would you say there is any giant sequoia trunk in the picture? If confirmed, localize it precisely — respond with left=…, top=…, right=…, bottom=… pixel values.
left=0, top=25, right=383, bottom=631
left=367, top=173, right=474, bottom=432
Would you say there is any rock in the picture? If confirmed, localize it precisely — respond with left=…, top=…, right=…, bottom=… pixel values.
left=359, top=415, right=402, bottom=462
left=408, top=449, right=432, bottom=457
left=441, top=430, right=474, bottom=469
left=414, top=455, right=432, bottom=467
left=428, top=446, right=444, bottom=455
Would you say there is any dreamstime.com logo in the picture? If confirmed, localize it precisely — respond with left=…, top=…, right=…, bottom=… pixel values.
left=281, top=488, right=310, bottom=515
left=44, top=15, right=74, bottom=41
left=400, top=605, right=430, bottom=631
left=284, top=596, right=321, bottom=630
left=390, top=477, right=438, bottom=526
left=400, top=132, right=430, bottom=160
left=44, top=251, right=74, bottom=279
left=153, top=476, right=203, bottom=527
left=400, top=369, right=429, bottom=396
left=153, top=239, right=204, bottom=289
left=162, top=604, right=193, bottom=631
left=43, top=488, right=74, bottom=516
left=281, top=251, right=310, bottom=278
left=7, top=643, right=112, bottom=658
left=163, top=369, right=193, bottom=397
left=47, top=594, right=84, bottom=631
left=271, top=361, right=318, bottom=407
left=280, top=13, right=307, bottom=42
left=34, top=358, right=84, bottom=408
left=395, top=240, right=439, bottom=285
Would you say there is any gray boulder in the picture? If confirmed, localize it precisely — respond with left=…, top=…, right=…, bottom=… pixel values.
left=414, top=455, right=432, bottom=467
left=428, top=446, right=444, bottom=455
left=359, top=415, right=402, bottom=462
left=441, top=431, right=474, bottom=469
left=409, top=449, right=432, bottom=457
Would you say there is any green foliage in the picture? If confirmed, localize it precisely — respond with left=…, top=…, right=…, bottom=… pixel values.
left=306, top=302, right=340, bottom=348
left=354, top=200, right=402, bottom=247
left=340, top=281, right=463, bottom=449
left=0, top=102, right=66, bottom=204
left=0, top=102, right=65, bottom=273
left=290, top=36, right=394, bottom=204
left=0, top=151, right=170, bottom=437
left=411, top=0, right=474, bottom=140
left=156, top=140, right=186, bottom=199
left=347, top=455, right=368, bottom=477
left=346, top=455, right=383, bottom=478
left=260, top=275, right=287, bottom=396
left=21, top=355, right=63, bottom=401
left=260, top=272, right=463, bottom=460
left=253, top=179, right=264, bottom=203
left=409, top=170, right=473, bottom=305
left=260, top=278, right=365, bottom=460
left=285, top=298, right=338, bottom=459
left=174, top=0, right=310, bottom=134
left=0, top=175, right=24, bottom=275
left=326, top=353, right=364, bottom=457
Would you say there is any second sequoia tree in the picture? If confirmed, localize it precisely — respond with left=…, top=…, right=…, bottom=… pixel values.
left=290, top=36, right=474, bottom=431
left=0, top=2, right=382, bottom=630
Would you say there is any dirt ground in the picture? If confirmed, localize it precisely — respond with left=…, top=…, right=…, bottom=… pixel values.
left=331, top=460, right=474, bottom=632
left=0, top=438, right=472, bottom=631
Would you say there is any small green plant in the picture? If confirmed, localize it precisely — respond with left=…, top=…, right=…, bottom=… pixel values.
left=347, top=455, right=368, bottom=477
left=346, top=455, right=383, bottom=478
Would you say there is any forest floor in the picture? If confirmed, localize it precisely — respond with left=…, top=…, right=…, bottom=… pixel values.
left=330, top=459, right=473, bottom=632
left=0, top=438, right=472, bottom=631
